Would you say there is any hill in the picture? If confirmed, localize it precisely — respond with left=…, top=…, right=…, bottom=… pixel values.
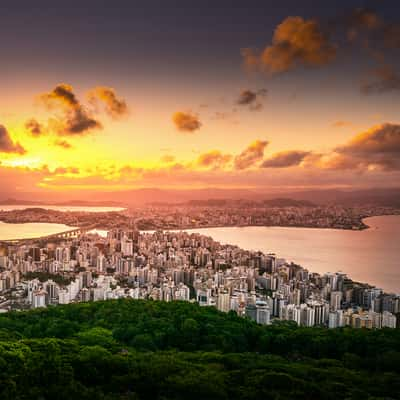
left=2, top=187, right=400, bottom=206
left=0, top=299, right=399, bottom=399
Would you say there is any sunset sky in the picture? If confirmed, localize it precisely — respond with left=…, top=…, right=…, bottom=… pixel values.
left=1, top=0, right=400, bottom=197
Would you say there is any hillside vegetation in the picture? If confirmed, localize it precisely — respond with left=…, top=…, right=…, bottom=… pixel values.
left=0, top=299, right=399, bottom=399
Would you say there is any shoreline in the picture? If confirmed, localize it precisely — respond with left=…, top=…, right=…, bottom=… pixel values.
left=0, top=214, right=397, bottom=241
left=138, top=214, right=399, bottom=233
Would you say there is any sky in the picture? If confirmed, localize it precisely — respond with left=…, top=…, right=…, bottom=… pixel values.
left=1, top=0, right=400, bottom=197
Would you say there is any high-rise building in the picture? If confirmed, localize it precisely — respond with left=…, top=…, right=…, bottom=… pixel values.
left=382, top=311, right=397, bottom=328
left=245, top=304, right=257, bottom=321
left=217, top=289, right=230, bottom=313
left=256, top=301, right=271, bottom=325
left=330, top=291, right=343, bottom=311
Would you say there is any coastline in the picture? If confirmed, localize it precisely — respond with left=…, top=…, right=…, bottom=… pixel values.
left=140, top=214, right=400, bottom=233
left=0, top=213, right=398, bottom=242
left=0, top=221, right=78, bottom=242
left=1, top=215, right=399, bottom=293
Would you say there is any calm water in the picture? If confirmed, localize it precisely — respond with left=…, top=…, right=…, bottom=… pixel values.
left=184, top=215, right=400, bottom=294
left=1, top=214, right=399, bottom=293
left=0, top=205, right=125, bottom=212
left=0, top=221, right=77, bottom=241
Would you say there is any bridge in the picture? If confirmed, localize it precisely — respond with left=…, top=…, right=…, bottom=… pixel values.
left=0, top=226, right=96, bottom=246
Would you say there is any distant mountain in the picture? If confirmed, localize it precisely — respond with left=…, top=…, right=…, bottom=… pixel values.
left=1, top=187, right=400, bottom=207
left=262, top=198, right=315, bottom=207
left=276, top=188, right=400, bottom=207
left=0, top=198, right=41, bottom=206
left=154, top=198, right=316, bottom=207
left=0, top=198, right=126, bottom=208
left=79, top=187, right=400, bottom=206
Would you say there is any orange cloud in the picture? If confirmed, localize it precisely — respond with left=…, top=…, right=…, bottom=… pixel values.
left=332, top=120, right=353, bottom=128
left=25, top=119, right=45, bottom=137
left=261, top=150, right=311, bottom=168
left=39, top=83, right=102, bottom=136
left=161, top=155, right=175, bottom=163
left=234, top=139, right=268, bottom=170
left=53, top=166, right=80, bottom=175
left=361, top=65, right=400, bottom=94
left=172, top=111, right=202, bottom=132
left=54, top=139, right=73, bottom=149
left=312, top=123, right=400, bottom=171
left=196, top=150, right=232, bottom=169
left=243, top=16, right=336, bottom=74
left=0, top=125, right=26, bottom=154
left=236, top=89, right=267, bottom=111
left=87, top=86, right=128, bottom=119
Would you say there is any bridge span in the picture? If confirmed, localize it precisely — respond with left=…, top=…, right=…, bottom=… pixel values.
left=0, top=226, right=96, bottom=246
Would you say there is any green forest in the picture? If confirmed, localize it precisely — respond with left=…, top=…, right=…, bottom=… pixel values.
left=0, top=299, right=399, bottom=399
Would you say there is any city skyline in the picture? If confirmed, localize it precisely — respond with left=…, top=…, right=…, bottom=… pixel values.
left=1, top=1, right=400, bottom=196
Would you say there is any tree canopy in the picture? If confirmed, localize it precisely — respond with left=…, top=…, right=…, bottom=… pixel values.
left=0, top=299, right=399, bottom=399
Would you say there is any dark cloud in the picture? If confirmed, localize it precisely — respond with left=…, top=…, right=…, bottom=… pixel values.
left=234, top=140, right=268, bottom=170
left=361, top=65, right=400, bottom=94
left=0, top=125, right=26, bottom=154
left=382, top=23, right=400, bottom=49
left=344, top=8, right=400, bottom=49
left=54, top=139, right=73, bottom=149
left=242, top=16, right=336, bottom=74
left=39, top=83, right=102, bottom=136
left=63, top=108, right=102, bottom=135
left=172, top=111, right=202, bottom=132
left=236, top=89, right=267, bottom=111
left=261, top=150, right=311, bottom=168
left=88, top=86, right=128, bottom=119
left=330, top=123, right=400, bottom=171
left=40, top=83, right=79, bottom=108
left=345, top=8, right=382, bottom=42
left=25, top=119, right=44, bottom=137
left=197, top=150, right=232, bottom=169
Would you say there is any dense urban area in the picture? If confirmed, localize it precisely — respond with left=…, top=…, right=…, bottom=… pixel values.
left=0, top=226, right=398, bottom=329
left=1, top=202, right=400, bottom=232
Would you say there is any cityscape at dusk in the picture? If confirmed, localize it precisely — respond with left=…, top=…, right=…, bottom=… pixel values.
left=0, top=2, right=400, bottom=399
left=0, top=0, right=399, bottom=197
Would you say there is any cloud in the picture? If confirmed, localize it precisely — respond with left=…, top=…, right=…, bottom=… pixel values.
left=361, top=65, right=400, bottom=94
left=241, top=48, right=260, bottom=70
left=242, top=16, right=336, bottom=74
left=39, top=83, right=102, bottom=136
left=344, top=8, right=400, bottom=49
left=54, top=139, right=73, bottom=149
left=0, top=125, right=26, bottom=154
left=196, top=150, right=232, bottom=169
left=161, top=155, right=175, bottom=163
left=63, top=108, right=102, bottom=135
left=87, top=86, right=128, bottom=119
left=53, top=166, right=80, bottom=175
left=332, top=120, right=353, bottom=128
left=382, top=23, right=400, bottom=49
left=212, top=111, right=229, bottom=120
left=25, top=119, right=44, bottom=137
left=324, top=123, right=400, bottom=171
left=40, top=83, right=80, bottom=109
left=172, top=111, right=202, bottom=132
left=345, top=8, right=382, bottom=42
left=236, top=89, right=267, bottom=111
left=234, top=139, right=268, bottom=170
left=261, top=150, right=311, bottom=168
